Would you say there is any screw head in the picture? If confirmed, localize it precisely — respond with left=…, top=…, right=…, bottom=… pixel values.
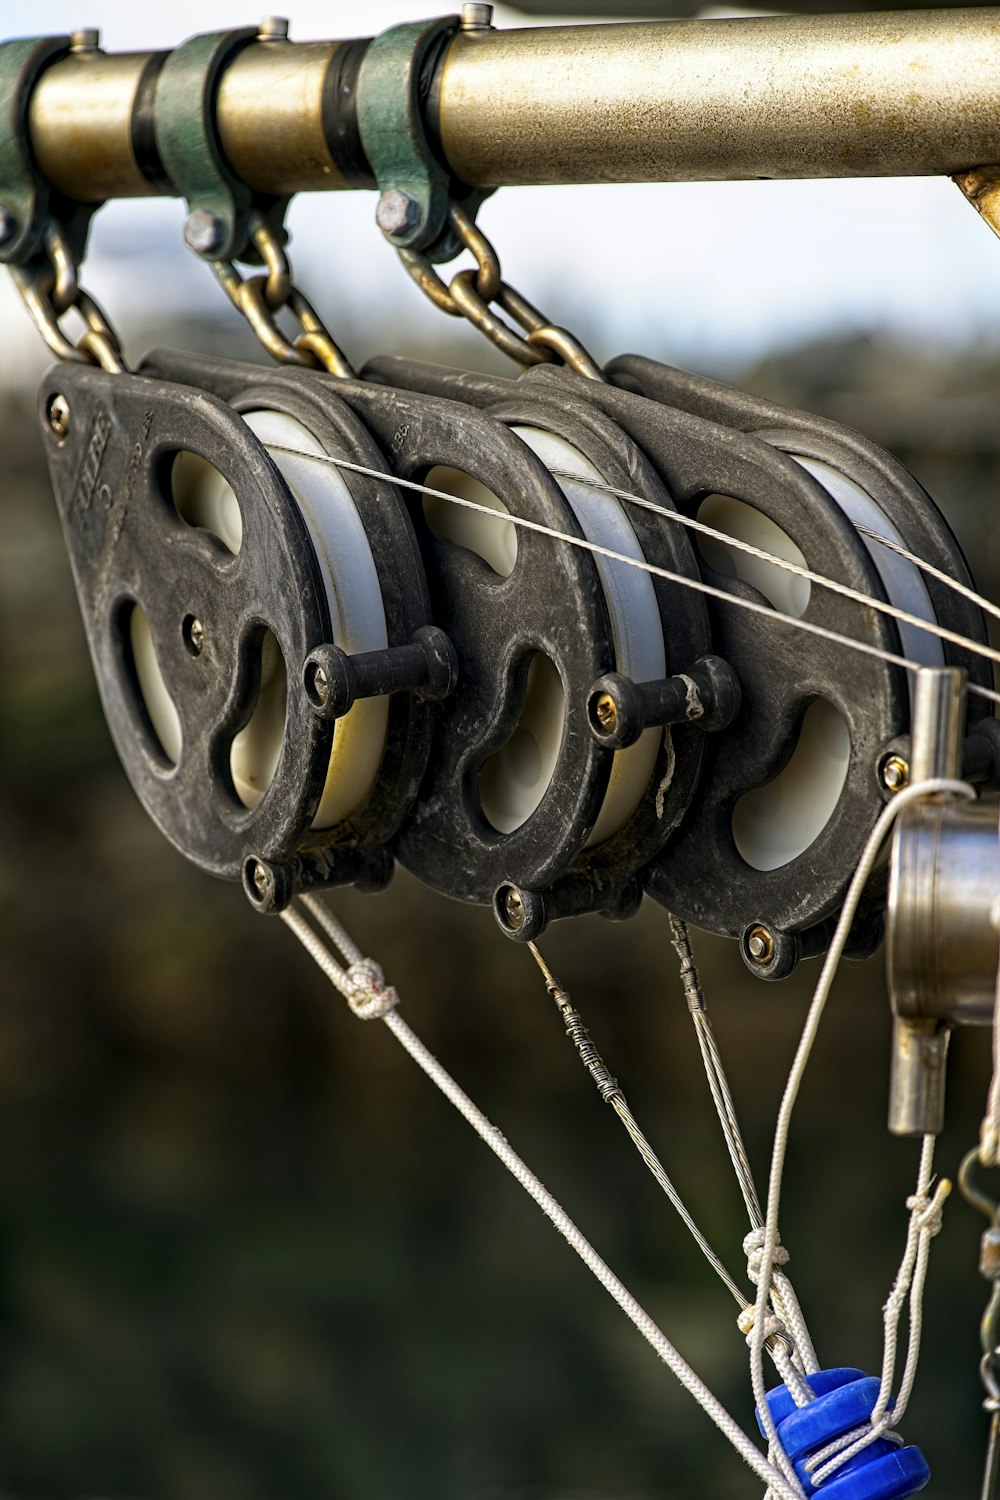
left=880, top=753, right=910, bottom=793
left=46, top=393, right=70, bottom=440
left=460, top=3, right=494, bottom=28
left=251, top=860, right=269, bottom=900
left=183, top=615, right=204, bottom=656
left=503, top=887, right=525, bottom=932
left=183, top=208, right=225, bottom=257
left=746, top=925, right=775, bottom=964
left=375, top=190, right=420, bottom=239
left=593, top=691, right=618, bottom=736
left=0, top=207, right=18, bottom=249
left=307, top=662, right=329, bottom=706
left=70, top=27, right=100, bottom=51
left=257, top=15, right=289, bottom=39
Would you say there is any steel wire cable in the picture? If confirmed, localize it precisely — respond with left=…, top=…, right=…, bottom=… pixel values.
left=264, top=442, right=1000, bottom=709
left=538, top=464, right=1000, bottom=672
left=281, top=896, right=803, bottom=1500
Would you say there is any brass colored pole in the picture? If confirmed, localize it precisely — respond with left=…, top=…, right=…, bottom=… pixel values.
left=22, top=8, right=1000, bottom=204
left=437, top=9, right=1000, bottom=185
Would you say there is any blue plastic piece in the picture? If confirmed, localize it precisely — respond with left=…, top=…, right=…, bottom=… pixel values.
left=756, top=1368, right=930, bottom=1500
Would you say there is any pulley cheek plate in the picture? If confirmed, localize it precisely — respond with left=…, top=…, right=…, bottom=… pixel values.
left=360, top=355, right=716, bottom=927
left=38, top=363, right=334, bottom=879
left=209, top=374, right=436, bottom=850
left=520, top=366, right=909, bottom=946
left=605, top=352, right=993, bottom=720
left=140, top=349, right=618, bottom=906
left=352, top=390, right=615, bottom=903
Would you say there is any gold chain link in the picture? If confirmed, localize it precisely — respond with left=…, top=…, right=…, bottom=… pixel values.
left=398, top=204, right=604, bottom=381
left=12, top=223, right=126, bottom=374
left=211, top=214, right=354, bottom=378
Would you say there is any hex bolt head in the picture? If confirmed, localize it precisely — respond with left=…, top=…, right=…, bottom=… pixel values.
left=0, top=206, right=19, bottom=249
left=183, top=208, right=226, bottom=257
left=375, top=190, right=420, bottom=239
left=46, top=393, right=70, bottom=440
left=880, top=753, right=910, bottom=793
left=746, top=925, right=775, bottom=964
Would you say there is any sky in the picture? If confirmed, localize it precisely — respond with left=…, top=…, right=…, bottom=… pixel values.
left=3, top=0, right=1000, bottom=380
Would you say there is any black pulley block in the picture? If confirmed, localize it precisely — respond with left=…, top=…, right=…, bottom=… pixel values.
left=364, top=355, right=918, bottom=964
left=606, top=353, right=992, bottom=721
left=41, top=359, right=436, bottom=911
left=600, top=354, right=993, bottom=969
left=362, top=354, right=717, bottom=938
left=141, top=350, right=631, bottom=917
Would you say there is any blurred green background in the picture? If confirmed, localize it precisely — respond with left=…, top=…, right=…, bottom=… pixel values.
left=1, top=318, right=998, bottom=1500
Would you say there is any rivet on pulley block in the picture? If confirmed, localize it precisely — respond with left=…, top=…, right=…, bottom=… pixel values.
left=302, top=626, right=458, bottom=723
left=586, top=655, right=740, bottom=750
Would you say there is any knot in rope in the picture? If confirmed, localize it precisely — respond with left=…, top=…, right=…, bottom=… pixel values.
left=743, top=1227, right=790, bottom=1285
left=737, top=1305, right=788, bottom=1347
left=905, top=1177, right=950, bottom=1238
left=344, top=957, right=399, bottom=1021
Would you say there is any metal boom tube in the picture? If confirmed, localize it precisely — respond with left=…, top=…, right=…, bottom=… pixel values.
left=22, top=8, right=1000, bottom=205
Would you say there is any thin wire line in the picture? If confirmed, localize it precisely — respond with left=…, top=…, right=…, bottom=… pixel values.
left=852, top=521, right=1000, bottom=632
left=281, top=897, right=801, bottom=1500
left=265, top=441, right=1000, bottom=710
left=525, top=940, right=748, bottom=1307
left=539, top=464, right=1000, bottom=674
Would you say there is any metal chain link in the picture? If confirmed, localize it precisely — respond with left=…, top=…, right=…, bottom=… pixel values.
left=398, top=203, right=604, bottom=381
left=11, top=222, right=126, bottom=374
left=210, top=213, right=355, bottom=378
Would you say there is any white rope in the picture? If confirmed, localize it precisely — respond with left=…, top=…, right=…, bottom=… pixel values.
left=747, top=776, right=975, bottom=1486
left=806, top=1137, right=950, bottom=1483
left=265, top=442, right=1000, bottom=711
left=281, top=896, right=801, bottom=1500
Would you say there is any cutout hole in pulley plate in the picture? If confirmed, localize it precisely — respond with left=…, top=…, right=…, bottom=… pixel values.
left=230, top=629, right=287, bottom=810
left=480, top=653, right=565, bottom=834
left=170, top=450, right=244, bottom=555
left=129, top=602, right=182, bottom=767
left=423, top=466, right=518, bottom=578
left=695, top=495, right=810, bottom=618
left=732, top=698, right=851, bottom=871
